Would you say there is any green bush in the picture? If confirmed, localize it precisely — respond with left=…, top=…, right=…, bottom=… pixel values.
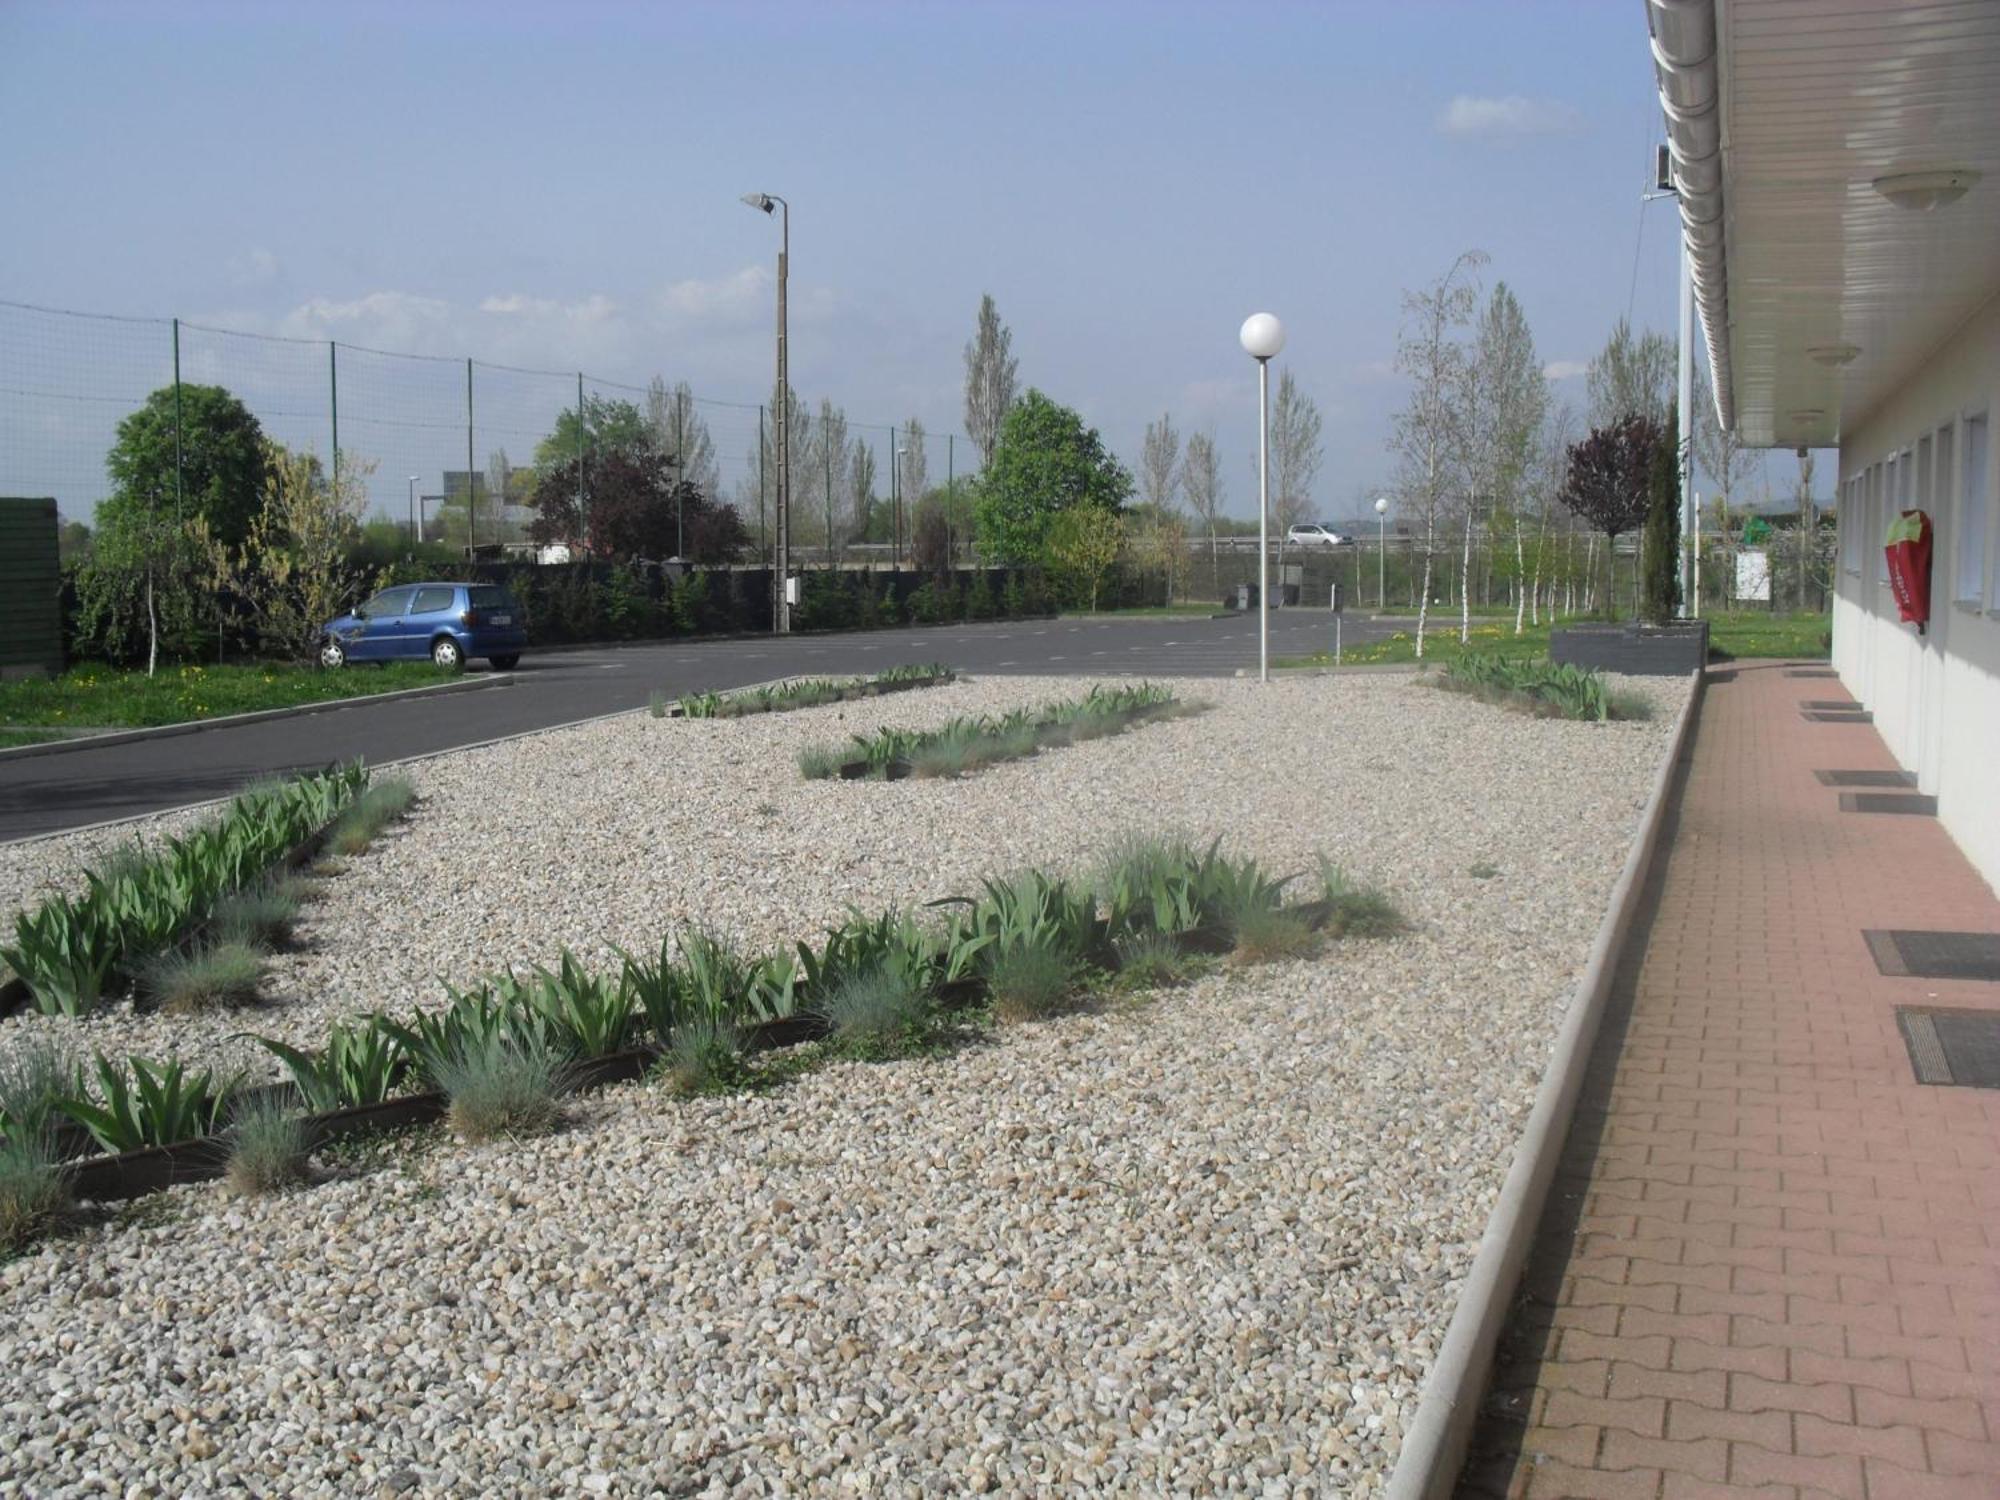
left=818, top=962, right=932, bottom=1056
left=1438, top=657, right=1648, bottom=723
left=662, top=1016, right=747, bottom=1097
left=988, top=939, right=1078, bottom=1022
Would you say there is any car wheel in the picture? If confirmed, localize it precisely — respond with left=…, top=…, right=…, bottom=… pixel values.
left=319, top=638, right=348, bottom=669
left=489, top=654, right=521, bottom=671
left=431, top=636, right=466, bottom=672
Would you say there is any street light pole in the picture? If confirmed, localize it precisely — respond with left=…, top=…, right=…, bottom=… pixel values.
left=1374, top=495, right=1390, bottom=610
left=895, top=444, right=909, bottom=570
left=1239, top=313, right=1286, bottom=682
left=742, top=191, right=791, bottom=631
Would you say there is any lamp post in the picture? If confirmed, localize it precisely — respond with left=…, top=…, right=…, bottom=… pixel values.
left=1239, top=313, right=1285, bottom=681
left=1374, top=496, right=1390, bottom=609
left=742, top=191, right=790, bottom=631
left=407, top=476, right=420, bottom=549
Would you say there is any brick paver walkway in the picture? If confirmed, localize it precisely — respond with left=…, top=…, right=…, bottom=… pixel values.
left=1461, top=662, right=2000, bottom=1499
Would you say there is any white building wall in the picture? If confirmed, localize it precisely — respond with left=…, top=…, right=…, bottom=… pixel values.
left=1833, top=289, right=2000, bottom=895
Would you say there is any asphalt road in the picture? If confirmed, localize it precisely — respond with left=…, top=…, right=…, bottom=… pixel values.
left=0, top=610, right=1388, bottom=842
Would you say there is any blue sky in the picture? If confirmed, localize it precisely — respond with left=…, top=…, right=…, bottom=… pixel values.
left=0, top=0, right=1719, bottom=523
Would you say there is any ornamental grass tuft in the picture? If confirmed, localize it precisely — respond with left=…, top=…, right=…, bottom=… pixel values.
left=0, top=1134, right=69, bottom=1254
left=987, top=938, right=1078, bottom=1023
left=224, top=1096, right=311, bottom=1196
left=434, top=1033, right=567, bottom=1143
left=142, top=941, right=265, bottom=1014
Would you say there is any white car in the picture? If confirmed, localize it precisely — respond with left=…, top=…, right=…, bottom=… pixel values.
left=1286, top=523, right=1352, bottom=548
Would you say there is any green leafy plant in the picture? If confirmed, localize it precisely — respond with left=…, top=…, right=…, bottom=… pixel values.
left=140, top=941, right=264, bottom=1014
left=1, top=895, right=120, bottom=1016
left=648, top=690, right=669, bottom=719
left=224, top=1096, right=311, bottom=1196
left=677, top=690, right=723, bottom=719
left=58, top=1055, right=230, bottom=1154
left=1438, top=656, right=1651, bottom=723
left=524, top=950, right=640, bottom=1058
left=246, top=1019, right=409, bottom=1112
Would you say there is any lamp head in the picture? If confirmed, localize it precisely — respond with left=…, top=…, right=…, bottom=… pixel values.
left=740, top=192, right=775, bottom=214
left=1239, top=312, right=1285, bottom=361
left=1374, top=496, right=1390, bottom=515
left=1871, top=169, right=1979, bottom=212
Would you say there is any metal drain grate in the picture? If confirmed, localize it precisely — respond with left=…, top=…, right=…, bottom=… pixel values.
left=1785, top=668, right=1839, bottom=679
left=1802, top=709, right=1873, bottom=723
left=1866, top=930, right=2000, bottom=980
left=1897, top=1008, right=2000, bottom=1088
left=1803, top=699, right=1863, bottom=711
left=1815, top=769, right=1918, bottom=788
left=1838, top=792, right=1938, bottom=815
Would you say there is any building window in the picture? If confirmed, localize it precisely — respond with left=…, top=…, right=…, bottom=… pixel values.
left=1962, top=413, right=1990, bottom=608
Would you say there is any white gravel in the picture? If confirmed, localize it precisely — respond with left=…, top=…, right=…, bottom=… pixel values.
left=0, top=670, right=1686, bottom=1496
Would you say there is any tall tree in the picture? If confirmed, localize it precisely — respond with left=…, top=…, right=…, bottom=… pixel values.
left=809, top=399, right=851, bottom=558
left=1691, top=361, right=1755, bottom=530
left=1140, top=413, right=1182, bottom=514
left=962, top=293, right=1019, bottom=465
left=849, top=442, right=878, bottom=549
left=1390, top=250, right=1486, bottom=657
left=1587, top=317, right=1675, bottom=428
left=100, top=382, right=270, bottom=549
left=1794, top=449, right=1817, bottom=610
left=974, top=389, right=1133, bottom=564
left=644, top=378, right=721, bottom=499
left=533, top=395, right=651, bottom=472
left=1640, top=409, right=1681, bottom=623
left=900, top=419, right=929, bottom=530
left=1180, top=430, right=1224, bottom=597
left=213, top=443, right=380, bottom=662
left=1466, top=283, right=1549, bottom=641
left=1267, top=371, right=1324, bottom=573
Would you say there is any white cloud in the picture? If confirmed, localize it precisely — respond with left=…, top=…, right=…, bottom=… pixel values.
left=278, top=290, right=454, bottom=350
left=658, top=266, right=771, bottom=322
left=1543, top=359, right=1589, bottom=380
left=226, top=246, right=281, bottom=287
left=1437, top=95, right=1581, bottom=139
left=479, top=293, right=619, bottom=323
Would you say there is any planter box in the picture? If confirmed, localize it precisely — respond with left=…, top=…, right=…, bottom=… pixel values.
left=1550, top=621, right=1709, bottom=677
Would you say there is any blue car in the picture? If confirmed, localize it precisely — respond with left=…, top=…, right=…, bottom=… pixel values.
left=319, top=582, right=527, bottom=672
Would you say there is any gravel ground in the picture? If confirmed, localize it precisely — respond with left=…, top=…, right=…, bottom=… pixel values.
left=0, top=670, right=1686, bottom=1496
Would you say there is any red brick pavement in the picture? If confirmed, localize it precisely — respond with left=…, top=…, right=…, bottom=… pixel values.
left=1459, top=663, right=2000, bottom=1499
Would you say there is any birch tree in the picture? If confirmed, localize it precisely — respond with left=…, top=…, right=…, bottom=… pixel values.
left=1587, top=317, right=1675, bottom=427
left=810, top=399, right=850, bottom=557
left=1466, top=283, right=1549, bottom=641
left=900, top=418, right=929, bottom=526
left=644, top=378, right=720, bottom=499
left=1268, top=369, right=1324, bottom=572
left=1140, top=413, right=1181, bottom=514
left=1181, top=430, right=1224, bottom=598
left=1692, top=362, right=1755, bottom=528
left=963, top=294, right=1019, bottom=464
left=1390, top=250, right=1485, bottom=658
left=1528, top=405, right=1575, bottom=627
left=849, top=442, right=877, bottom=548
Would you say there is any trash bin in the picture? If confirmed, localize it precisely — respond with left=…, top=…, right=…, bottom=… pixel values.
left=1234, top=583, right=1258, bottom=611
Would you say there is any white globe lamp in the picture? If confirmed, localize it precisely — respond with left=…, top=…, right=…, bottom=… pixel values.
left=1239, top=314, right=1285, bottom=681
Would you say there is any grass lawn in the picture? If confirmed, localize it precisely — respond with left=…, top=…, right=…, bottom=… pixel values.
left=0, top=727, right=65, bottom=749
left=1275, top=611, right=1832, bottom=669
left=0, top=661, right=458, bottom=730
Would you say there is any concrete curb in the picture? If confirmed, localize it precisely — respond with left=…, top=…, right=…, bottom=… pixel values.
left=1384, top=663, right=1708, bottom=1500
left=0, top=672, right=514, bottom=765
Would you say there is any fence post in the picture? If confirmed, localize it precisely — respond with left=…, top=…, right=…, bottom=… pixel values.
left=171, top=317, right=184, bottom=521
left=466, top=359, right=476, bottom=553
left=329, top=341, right=339, bottom=497
left=825, top=438, right=833, bottom=570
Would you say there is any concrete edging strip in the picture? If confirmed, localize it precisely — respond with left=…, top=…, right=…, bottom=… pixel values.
left=1383, top=662, right=1708, bottom=1500
left=0, top=672, right=514, bottom=765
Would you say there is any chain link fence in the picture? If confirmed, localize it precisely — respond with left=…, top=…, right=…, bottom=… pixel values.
left=0, top=297, right=981, bottom=562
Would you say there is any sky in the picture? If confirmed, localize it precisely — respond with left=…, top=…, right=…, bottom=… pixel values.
left=1, top=0, right=1777, bottom=526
